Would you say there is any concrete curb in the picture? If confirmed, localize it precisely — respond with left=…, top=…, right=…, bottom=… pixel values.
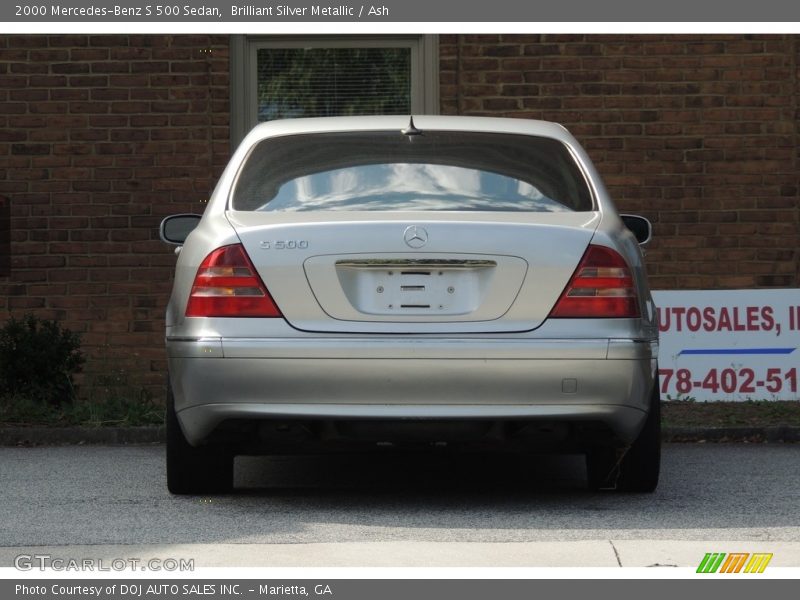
left=1, top=425, right=798, bottom=446
left=4, top=540, right=799, bottom=568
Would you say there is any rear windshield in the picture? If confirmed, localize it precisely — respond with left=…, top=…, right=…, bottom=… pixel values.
left=231, top=130, right=593, bottom=212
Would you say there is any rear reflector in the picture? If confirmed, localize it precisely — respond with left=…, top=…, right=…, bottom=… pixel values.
left=549, top=245, right=639, bottom=318
left=185, top=244, right=282, bottom=318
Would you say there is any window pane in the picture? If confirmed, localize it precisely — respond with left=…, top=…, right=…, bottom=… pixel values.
left=256, top=47, right=411, bottom=121
left=233, top=131, right=594, bottom=212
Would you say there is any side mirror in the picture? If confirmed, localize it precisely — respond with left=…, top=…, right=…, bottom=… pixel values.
left=620, top=214, right=652, bottom=246
left=159, top=214, right=202, bottom=245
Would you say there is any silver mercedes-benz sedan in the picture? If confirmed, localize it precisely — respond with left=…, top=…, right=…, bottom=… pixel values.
left=160, top=115, right=660, bottom=494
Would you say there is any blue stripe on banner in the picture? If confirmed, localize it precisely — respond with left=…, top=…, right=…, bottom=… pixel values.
left=678, top=348, right=796, bottom=356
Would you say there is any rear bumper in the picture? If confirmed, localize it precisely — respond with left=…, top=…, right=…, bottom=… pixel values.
left=167, top=336, right=657, bottom=447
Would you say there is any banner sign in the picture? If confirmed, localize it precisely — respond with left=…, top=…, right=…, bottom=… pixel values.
left=2, top=579, right=793, bottom=600
left=653, top=290, right=799, bottom=402
left=3, top=0, right=800, bottom=22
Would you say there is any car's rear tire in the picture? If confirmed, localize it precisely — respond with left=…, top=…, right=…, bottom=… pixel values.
left=586, top=376, right=661, bottom=493
left=166, top=379, right=233, bottom=495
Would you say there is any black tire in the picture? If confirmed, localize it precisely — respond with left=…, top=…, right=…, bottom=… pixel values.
left=166, top=379, right=233, bottom=495
left=586, top=377, right=661, bottom=493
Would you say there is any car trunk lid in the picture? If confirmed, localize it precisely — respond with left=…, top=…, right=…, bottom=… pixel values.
left=227, top=211, right=600, bottom=333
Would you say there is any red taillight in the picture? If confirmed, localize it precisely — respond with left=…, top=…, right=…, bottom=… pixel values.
left=549, top=245, right=640, bottom=318
left=185, top=244, right=282, bottom=318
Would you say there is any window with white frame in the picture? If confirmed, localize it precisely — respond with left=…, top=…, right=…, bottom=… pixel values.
left=230, top=35, right=439, bottom=146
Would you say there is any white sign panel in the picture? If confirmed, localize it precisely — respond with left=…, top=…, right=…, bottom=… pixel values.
left=652, top=289, right=799, bottom=401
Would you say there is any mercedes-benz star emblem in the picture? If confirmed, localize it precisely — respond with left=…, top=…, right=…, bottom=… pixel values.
left=403, top=226, right=428, bottom=249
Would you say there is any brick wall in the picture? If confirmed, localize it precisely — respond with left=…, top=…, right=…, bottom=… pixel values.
left=440, top=34, right=800, bottom=290
left=0, top=34, right=230, bottom=400
left=1, top=34, right=798, bottom=402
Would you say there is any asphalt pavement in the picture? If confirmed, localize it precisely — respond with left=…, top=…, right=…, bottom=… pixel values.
left=1, top=444, right=798, bottom=567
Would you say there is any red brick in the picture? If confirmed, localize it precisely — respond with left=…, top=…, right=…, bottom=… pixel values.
left=10, top=62, right=48, bottom=74
left=68, top=75, right=109, bottom=87
left=110, top=101, right=149, bottom=114
left=51, top=89, right=89, bottom=101
left=52, top=63, right=90, bottom=75
left=91, top=89, right=130, bottom=101
left=130, top=88, right=170, bottom=101
left=69, top=102, right=110, bottom=114
left=29, top=75, right=68, bottom=87
left=150, top=101, right=190, bottom=113
left=132, top=62, right=169, bottom=74
left=170, top=61, right=208, bottom=73
left=71, top=48, right=110, bottom=61
left=110, top=130, right=149, bottom=142
left=109, top=74, right=148, bottom=87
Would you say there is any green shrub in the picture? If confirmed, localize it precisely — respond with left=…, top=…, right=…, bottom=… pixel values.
left=0, top=314, right=85, bottom=406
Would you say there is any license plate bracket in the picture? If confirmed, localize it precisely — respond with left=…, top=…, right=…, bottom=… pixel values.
left=336, top=259, right=496, bottom=316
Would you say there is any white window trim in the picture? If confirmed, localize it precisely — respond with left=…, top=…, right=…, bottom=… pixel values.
left=230, top=35, right=439, bottom=148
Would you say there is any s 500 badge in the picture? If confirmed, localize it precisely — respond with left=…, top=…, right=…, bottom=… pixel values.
left=259, top=240, right=309, bottom=249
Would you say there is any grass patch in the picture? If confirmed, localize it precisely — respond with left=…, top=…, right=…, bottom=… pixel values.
left=662, top=400, right=800, bottom=427
left=0, top=393, right=163, bottom=428
left=0, top=315, right=163, bottom=428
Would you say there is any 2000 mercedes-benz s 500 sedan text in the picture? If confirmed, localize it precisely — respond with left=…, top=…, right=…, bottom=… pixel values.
left=160, top=116, right=660, bottom=494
